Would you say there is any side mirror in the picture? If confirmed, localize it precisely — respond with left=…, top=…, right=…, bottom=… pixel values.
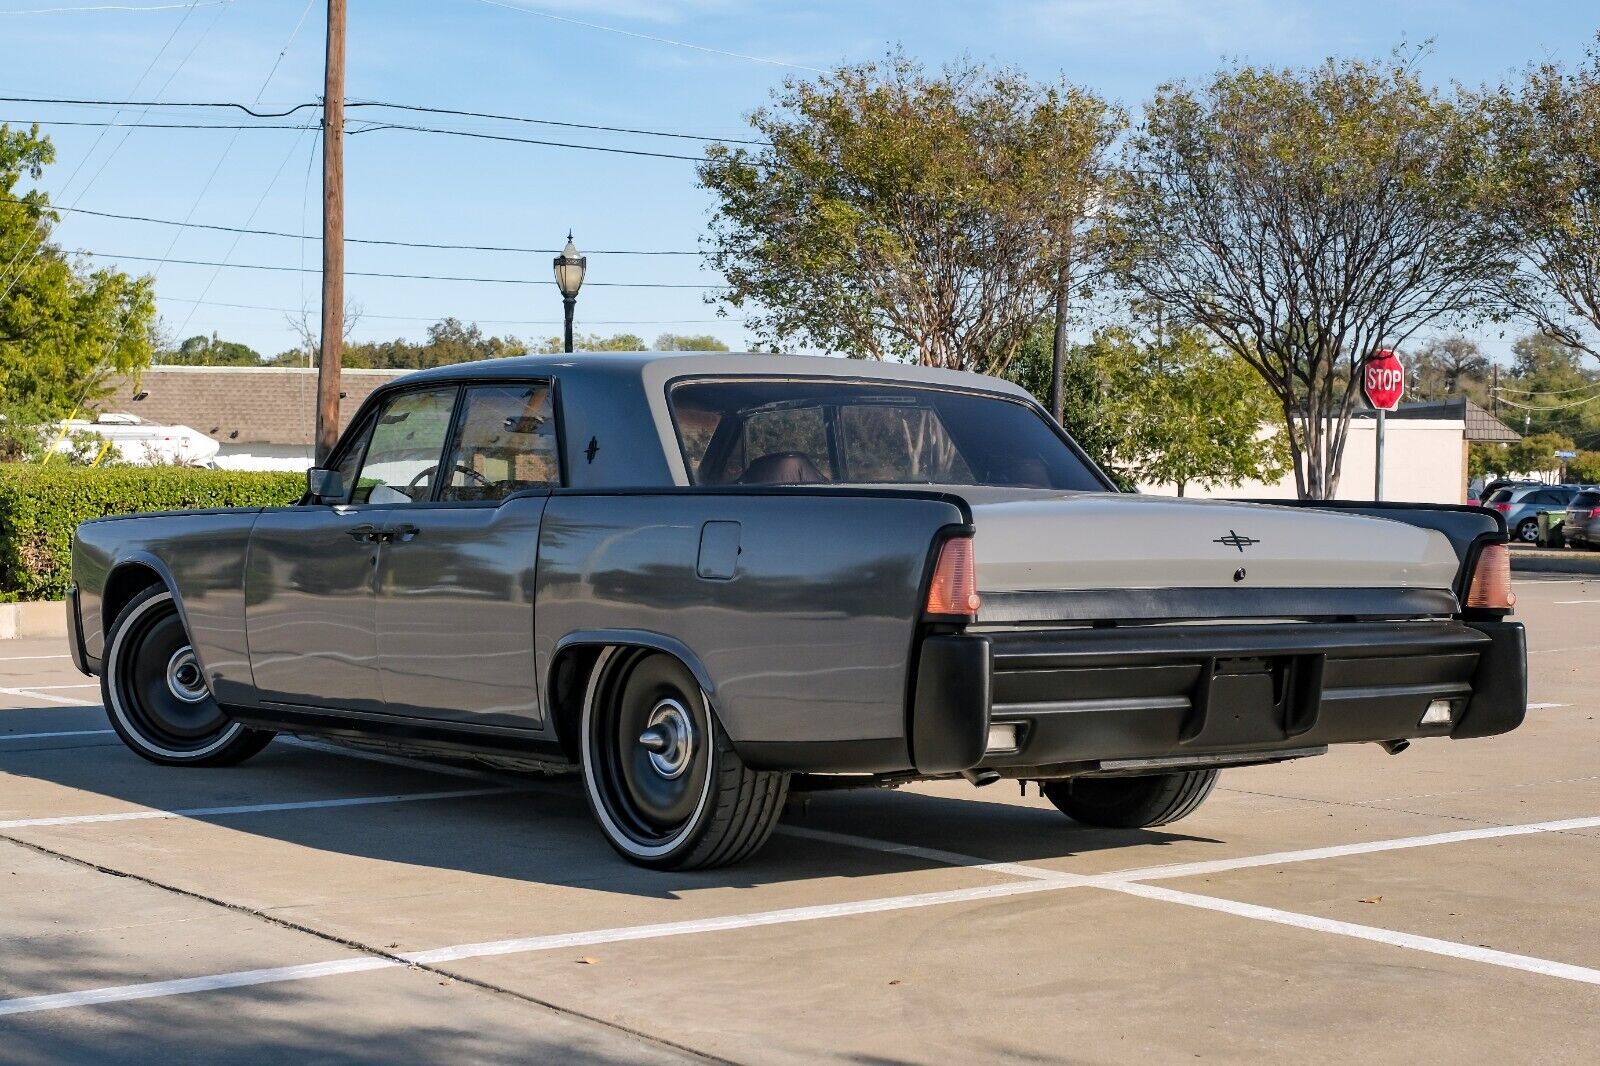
left=306, top=467, right=344, bottom=501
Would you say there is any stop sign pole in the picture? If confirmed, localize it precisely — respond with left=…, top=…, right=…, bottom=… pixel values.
left=1363, top=348, right=1405, bottom=500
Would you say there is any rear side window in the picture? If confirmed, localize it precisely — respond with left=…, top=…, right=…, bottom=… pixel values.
left=440, top=384, right=561, bottom=501
left=1485, top=489, right=1512, bottom=504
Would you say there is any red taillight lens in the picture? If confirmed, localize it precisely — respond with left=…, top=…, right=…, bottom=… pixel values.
left=926, top=537, right=981, bottom=618
left=1493, top=502, right=1511, bottom=513
left=1466, top=543, right=1516, bottom=610
left=1589, top=507, right=1600, bottom=519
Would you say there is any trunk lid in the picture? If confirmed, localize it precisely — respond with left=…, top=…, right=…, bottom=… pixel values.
left=961, top=490, right=1460, bottom=606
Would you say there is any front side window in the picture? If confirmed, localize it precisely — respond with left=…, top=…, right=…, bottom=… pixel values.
left=669, top=378, right=1106, bottom=490
left=351, top=387, right=458, bottom=504
left=439, top=384, right=561, bottom=501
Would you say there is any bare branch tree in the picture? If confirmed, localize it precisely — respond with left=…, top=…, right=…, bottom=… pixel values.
left=1118, top=55, right=1503, bottom=498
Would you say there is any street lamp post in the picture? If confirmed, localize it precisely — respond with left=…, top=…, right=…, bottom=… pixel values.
left=552, top=232, right=587, bottom=354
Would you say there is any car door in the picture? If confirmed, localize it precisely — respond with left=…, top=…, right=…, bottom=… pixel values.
left=373, top=381, right=560, bottom=728
left=245, top=385, right=458, bottom=713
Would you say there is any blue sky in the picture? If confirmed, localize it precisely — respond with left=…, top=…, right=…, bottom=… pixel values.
left=2, top=0, right=1598, bottom=359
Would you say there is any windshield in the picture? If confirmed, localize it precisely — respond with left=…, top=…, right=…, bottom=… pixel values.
left=668, top=378, right=1107, bottom=490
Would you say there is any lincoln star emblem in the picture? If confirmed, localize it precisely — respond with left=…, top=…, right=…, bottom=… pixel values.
left=1214, top=530, right=1260, bottom=552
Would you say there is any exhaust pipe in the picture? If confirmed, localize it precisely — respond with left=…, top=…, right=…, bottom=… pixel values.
left=1376, top=739, right=1410, bottom=755
left=961, top=768, right=1001, bottom=787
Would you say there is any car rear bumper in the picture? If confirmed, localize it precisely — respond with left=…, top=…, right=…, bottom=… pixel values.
left=908, top=618, right=1526, bottom=776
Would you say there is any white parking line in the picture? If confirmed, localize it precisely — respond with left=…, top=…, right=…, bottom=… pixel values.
left=1102, top=881, right=1600, bottom=986
left=5, top=811, right=1597, bottom=1016
left=0, top=729, right=114, bottom=742
left=1553, top=600, right=1600, bottom=605
left=0, top=655, right=70, bottom=662
left=11, top=683, right=98, bottom=691
left=1528, top=702, right=1569, bottom=710
left=0, top=788, right=512, bottom=831
left=0, top=687, right=89, bottom=706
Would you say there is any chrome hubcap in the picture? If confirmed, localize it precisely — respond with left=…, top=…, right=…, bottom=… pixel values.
left=165, top=646, right=209, bottom=704
left=639, top=698, right=694, bottom=779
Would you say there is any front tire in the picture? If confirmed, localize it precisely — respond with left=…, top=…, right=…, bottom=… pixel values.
left=102, top=586, right=275, bottom=767
left=580, top=648, right=788, bottom=870
left=1043, top=770, right=1219, bottom=829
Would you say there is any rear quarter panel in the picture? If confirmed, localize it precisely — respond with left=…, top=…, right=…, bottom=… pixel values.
left=73, top=509, right=266, bottom=705
left=534, top=491, right=967, bottom=758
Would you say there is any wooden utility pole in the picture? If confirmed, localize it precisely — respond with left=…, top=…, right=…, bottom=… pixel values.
left=315, top=0, right=346, bottom=465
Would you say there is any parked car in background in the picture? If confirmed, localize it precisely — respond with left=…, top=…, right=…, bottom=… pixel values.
left=1484, top=484, right=1588, bottom=542
left=1475, top=478, right=1542, bottom=506
left=1564, top=490, right=1600, bottom=550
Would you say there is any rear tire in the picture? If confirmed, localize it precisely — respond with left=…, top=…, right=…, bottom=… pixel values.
left=1516, top=518, right=1539, bottom=543
left=1042, top=770, right=1219, bottom=829
left=102, top=586, right=275, bottom=767
left=581, top=648, right=788, bottom=870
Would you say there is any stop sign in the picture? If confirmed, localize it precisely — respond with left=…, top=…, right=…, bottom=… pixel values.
left=1363, top=349, right=1405, bottom=411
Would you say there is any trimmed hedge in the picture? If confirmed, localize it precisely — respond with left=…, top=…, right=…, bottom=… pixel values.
left=0, top=465, right=305, bottom=601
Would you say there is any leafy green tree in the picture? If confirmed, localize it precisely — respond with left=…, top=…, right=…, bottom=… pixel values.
left=1101, top=329, right=1291, bottom=496
left=1118, top=55, right=1503, bottom=499
left=1567, top=450, right=1600, bottom=484
left=1482, top=40, right=1600, bottom=360
left=532, top=332, right=646, bottom=354
left=1006, top=325, right=1289, bottom=494
left=159, top=332, right=265, bottom=366
left=700, top=54, right=1121, bottom=375
left=653, top=333, right=729, bottom=352
left=339, top=318, right=527, bottom=370
left=1, top=124, right=156, bottom=459
left=1505, top=431, right=1575, bottom=477
left=1495, top=334, right=1600, bottom=448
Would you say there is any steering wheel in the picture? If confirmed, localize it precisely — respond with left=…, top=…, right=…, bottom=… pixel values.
left=407, top=463, right=490, bottom=491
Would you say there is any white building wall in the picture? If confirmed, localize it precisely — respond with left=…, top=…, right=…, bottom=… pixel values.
left=1138, top=419, right=1468, bottom=505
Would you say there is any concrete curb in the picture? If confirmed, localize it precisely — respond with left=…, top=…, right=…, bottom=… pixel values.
left=0, top=601, right=66, bottom=640
left=1510, top=551, right=1600, bottom=576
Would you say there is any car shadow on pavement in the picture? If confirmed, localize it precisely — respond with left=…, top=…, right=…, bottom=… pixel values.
left=0, top=737, right=1217, bottom=900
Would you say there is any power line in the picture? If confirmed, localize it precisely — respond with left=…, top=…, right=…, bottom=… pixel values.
left=2, top=117, right=321, bottom=130
left=157, top=294, right=724, bottom=326
left=0, top=1, right=230, bottom=12
left=344, top=100, right=764, bottom=145
left=0, top=195, right=701, bottom=254
left=0, top=95, right=760, bottom=143
left=77, top=248, right=724, bottom=287
left=0, top=95, right=318, bottom=118
left=346, top=121, right=708, bottom=162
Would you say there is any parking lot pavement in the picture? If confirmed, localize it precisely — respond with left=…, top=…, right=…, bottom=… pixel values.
left=1, top=575, right=1597, bottom=1064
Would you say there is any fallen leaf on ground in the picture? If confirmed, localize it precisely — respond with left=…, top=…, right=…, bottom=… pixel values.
left=1358, top=896, right=1383, bottom=904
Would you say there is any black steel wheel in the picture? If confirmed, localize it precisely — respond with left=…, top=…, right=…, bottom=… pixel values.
left=1042, top=769, right=1218, bottom=829
left=580, top=647, right=788, bottom=870
left=101, top=586, right=274, bottom=766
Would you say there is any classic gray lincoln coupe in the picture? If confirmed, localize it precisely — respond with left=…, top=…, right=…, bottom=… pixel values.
left=67, top=352, right=1527, bottom=869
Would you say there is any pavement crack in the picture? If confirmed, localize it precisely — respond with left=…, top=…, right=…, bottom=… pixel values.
left=0, top=832, right=734, bottom=1065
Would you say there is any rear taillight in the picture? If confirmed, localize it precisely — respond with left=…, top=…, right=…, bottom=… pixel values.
left=926, top=536, right=981, bottom=618
left=1589, top=507, right=1600, bottom=519
left=1493, top=502, right=1511, bottom=514
left=1465, top=542, right=1516, bottom=610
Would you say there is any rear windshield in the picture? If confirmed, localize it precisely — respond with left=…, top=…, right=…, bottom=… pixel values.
left=668, top=378, right=1106, bottom=490
left=1484, top=489, right=1513, bottom=503
left=1572, top=491, right=1600, bottom=507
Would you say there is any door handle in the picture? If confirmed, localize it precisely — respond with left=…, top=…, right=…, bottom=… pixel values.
left=345, top=523, right=377, bottom=542
left=392, top=524, right=420, bottom=543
